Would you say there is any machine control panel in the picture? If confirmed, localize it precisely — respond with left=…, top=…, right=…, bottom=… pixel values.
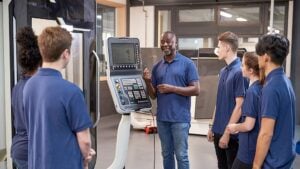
left=107, top=37, right=151, bottom=114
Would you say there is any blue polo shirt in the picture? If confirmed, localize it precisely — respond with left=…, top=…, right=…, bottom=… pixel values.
left=212, top=58, right=246, bottom=136
left=237, top=80, right=262, bottom=164
left=151, top=52, right=199, bottom=123
left=261, top=67, right=295, bottom=169
left=23, top=68, right=92, bottom=169
left=11, top=75, right=30, bottom=161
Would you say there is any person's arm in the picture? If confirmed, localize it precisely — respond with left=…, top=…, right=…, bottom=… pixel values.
left=207, top=106, right=216, bottom=142
left=228, top=97, right=244, bottom=124
left=157, top=81, right=200, bottom=96
left=253, top=118, right=275, bottom=169
left=227, top=116, right=256, bottom=134
left=143, top=68, right=157, bottom=99
left=76, top=128, right=93, bottom=168
left=219, top=97, right=243, bottom=148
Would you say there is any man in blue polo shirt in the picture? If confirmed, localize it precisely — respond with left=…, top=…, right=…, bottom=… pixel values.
left=143, top=31, right=200, bottom=169
left=23, top=27, right=95, bottom=169
left=207, top=31, right=246, bottom=169
left=253, top=34, right=296, bottom=169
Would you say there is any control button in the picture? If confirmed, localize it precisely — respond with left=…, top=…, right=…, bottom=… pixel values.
left=121, top=99, right=125, bottom=105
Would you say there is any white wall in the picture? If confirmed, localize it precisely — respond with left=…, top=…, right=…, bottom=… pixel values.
left=0, top=2, right=6, bottom=169
left=2, top=0, right=13, bottom=168
left=130, top=6, right=155, bottom=47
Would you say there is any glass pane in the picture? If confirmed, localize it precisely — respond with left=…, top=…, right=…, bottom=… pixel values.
left=179, top=9, right=214, bottom=22
left=220, top=7, right=259, bottom=24
left=62, top=33, right=83, bottom=89
left=238, top=37, right=259, bottom=52
left=158, top=10, right=171, bottom=46
left=271, top=6, right=285, bottom=34
left=96, top=5, right=115, bottom=76
left=178, top=38, right=214, bottom=50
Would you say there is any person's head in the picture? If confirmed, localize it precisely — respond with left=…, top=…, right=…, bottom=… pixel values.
left=17, top=27, right=42, bottom=75
left=255, top=33, right=289, bottom=69
left=38, top=26, right=72, bottom=67
left=160, top=31, right=177, bottom=56
left=242, top=52, right=264, bottom=84
left=216, top=31, right=239, bottom=60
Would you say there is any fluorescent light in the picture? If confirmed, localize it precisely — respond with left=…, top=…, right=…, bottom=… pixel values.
left=236, top=17, right=247, bottom=22
left=220, top=11, right=232, bottom=18
left=97, top=15, right=102, bottom=20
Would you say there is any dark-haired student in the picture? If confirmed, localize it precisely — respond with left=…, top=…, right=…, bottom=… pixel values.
left=253, top=33, right=296, bottom=169
left=11, top=27, right=42, bottom=169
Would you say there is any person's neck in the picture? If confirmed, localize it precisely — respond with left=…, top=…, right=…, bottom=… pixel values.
left=264, top=63, right=281, bottom=77
left=249, top=74, right=259, bottom=86
left=24, top=69, right=38, bottom=76
left=224, top=54, right=237, bottom=65
left=42, top=62, right=63, bottom=72
left=164, top=52, right=176, bottom=63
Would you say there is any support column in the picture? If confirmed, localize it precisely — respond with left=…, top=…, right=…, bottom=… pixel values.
left=291, top=0, right=300, bottom=125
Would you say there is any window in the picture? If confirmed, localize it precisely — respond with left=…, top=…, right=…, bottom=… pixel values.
left=238, top=37, right=259, bottom=52
left=96, top=5, right=115, bottom=75
left=178, top=9, right=214, bottom=22
left=271, top=6, right=286, bottom=34
left=178, top=37, right=214, bottom=50
left=219, top=7, right=260, bottom=24
left=157, top=10, right=171, bottom=45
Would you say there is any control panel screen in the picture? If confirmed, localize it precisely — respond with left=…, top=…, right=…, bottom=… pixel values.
left=111, top=43, right=136, bottom=64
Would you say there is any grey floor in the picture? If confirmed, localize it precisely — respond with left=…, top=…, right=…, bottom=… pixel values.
left=95, top=114, right=300, bottom=169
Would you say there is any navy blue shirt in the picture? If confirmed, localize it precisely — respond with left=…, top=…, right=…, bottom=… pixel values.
left=23, top=68, right=92, bottom=169
left=237, top=80, right=262, bottom=164
left=11, top=75, right=30, bottom=161
left=261, top=67, right=296, bottom=169
left=152, top=52, right=199, bottom=123
left=212, top=58, right=246, bottom=136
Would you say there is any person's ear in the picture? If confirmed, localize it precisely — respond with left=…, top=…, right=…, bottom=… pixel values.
left=263, top=53, right=270, bottom=62
left=62, top=49, right=70, bottom=60
left=249, top=68, right=254, bottom=74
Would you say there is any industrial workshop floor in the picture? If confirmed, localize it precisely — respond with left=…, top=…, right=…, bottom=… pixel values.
left=95, top=114, right=300, bottom=169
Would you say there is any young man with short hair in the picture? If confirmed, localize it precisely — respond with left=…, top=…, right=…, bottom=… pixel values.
left=207, top=31, right=247, bottom=169
left=253, top=33, right=296, bottom=169
left=23, top=27, right=95, bottom=169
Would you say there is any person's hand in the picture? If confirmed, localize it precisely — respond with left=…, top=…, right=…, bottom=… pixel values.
left=252, top=164, right=261, bottom=169
left=157, top=84, right=175, bottom=93
left=227, top=123, right=239, bottom=134
left=219, top=132, right=230, bottom=149
left=143, top=68, right=151, bottom=83
left=207, top=129, right=214, bottom=142
left=84, top=149, right=96, bottom=169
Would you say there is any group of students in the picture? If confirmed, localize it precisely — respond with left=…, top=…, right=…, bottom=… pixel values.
left=11, top=26, right=297, bottom=169
left=11, top=26, right=95, bottom=169
left=207, top=31, right=296, bottom=169
left=143, top=30, right=297, bottom=169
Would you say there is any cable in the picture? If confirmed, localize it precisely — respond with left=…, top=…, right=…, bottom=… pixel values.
left=149, top=109, right=156, bottom=169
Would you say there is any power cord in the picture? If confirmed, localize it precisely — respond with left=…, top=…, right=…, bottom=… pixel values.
left=149, top=109, right=156, bottom=169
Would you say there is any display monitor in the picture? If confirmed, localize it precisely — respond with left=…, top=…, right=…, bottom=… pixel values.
left=111, top=43, right=136, bottom=64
